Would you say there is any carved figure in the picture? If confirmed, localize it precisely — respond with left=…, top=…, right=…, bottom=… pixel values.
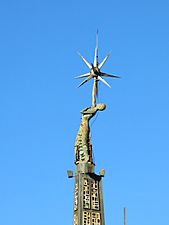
left=74, top=32, right=119, bottom=164
left=75, top=103, right=106, bottom=162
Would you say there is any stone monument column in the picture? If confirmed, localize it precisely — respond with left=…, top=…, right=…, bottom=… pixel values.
left=68, top=32, right=119, bottom=225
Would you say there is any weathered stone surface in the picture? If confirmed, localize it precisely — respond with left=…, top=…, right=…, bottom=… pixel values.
left=73, top=168, right=105, bottom=225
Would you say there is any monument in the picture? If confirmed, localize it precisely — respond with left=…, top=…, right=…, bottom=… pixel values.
left=68, top=32, right=119, bottom=225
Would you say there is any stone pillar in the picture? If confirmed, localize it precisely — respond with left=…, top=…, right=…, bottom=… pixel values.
left=73, top=162, right=105, bottom=225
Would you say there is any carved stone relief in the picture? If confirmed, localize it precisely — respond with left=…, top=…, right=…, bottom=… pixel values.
left=91, top=180, right=99, bottom=210
left=73, top=211, right=78, bottom=225
left=91, top=212, right=101, bottom=225
left=83, top=178, right=90, bottom=209
left=83, top=211, right=90, bottom=225
left=74, top=182, right=78, bottom=211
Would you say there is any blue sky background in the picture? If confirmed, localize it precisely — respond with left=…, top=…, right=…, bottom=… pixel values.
left=0, top=0, right=169, bottom=225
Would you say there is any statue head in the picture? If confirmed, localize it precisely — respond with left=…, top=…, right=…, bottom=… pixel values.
left=97, top=103, right=106, bottom=111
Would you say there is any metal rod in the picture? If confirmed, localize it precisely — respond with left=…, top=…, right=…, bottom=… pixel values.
left=92, top=77, right=97, bottom=107
left=124, top=207, right=126, bottom=225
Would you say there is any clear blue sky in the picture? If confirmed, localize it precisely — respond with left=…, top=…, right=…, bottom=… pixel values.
left=0, top=0, right=169, bottom=225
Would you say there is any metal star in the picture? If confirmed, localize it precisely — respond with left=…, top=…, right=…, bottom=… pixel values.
left=75, top=31, right=120, bottom=93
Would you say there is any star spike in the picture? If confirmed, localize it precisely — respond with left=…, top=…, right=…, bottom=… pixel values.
left=98, top=76, right=111, bottom=88
left=78, top=75, right=93, bottom=88
left=77, top=52, right=92, bottom=69
left=98, top=51, right=111, bottom=69
left=94, top=30, right=99, bottom=67
left=100, top=72, right=120, bottom=78
left=75, top=72, right=91, bottom=79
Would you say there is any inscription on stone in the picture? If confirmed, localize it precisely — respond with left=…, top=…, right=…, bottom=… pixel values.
left=91, top=212, right=101, bottom=225
left=83, top=211, right=90, bottom=225
left=83, top=178, right=90, bottom=209
left=91, top=180, right=99, bottom=210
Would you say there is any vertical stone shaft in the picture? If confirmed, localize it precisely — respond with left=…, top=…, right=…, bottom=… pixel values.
left=73, top=162, right=105, bottom=225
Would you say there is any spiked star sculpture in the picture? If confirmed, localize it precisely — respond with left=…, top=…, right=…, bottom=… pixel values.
left=76, top=31, right=120, bottom=106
